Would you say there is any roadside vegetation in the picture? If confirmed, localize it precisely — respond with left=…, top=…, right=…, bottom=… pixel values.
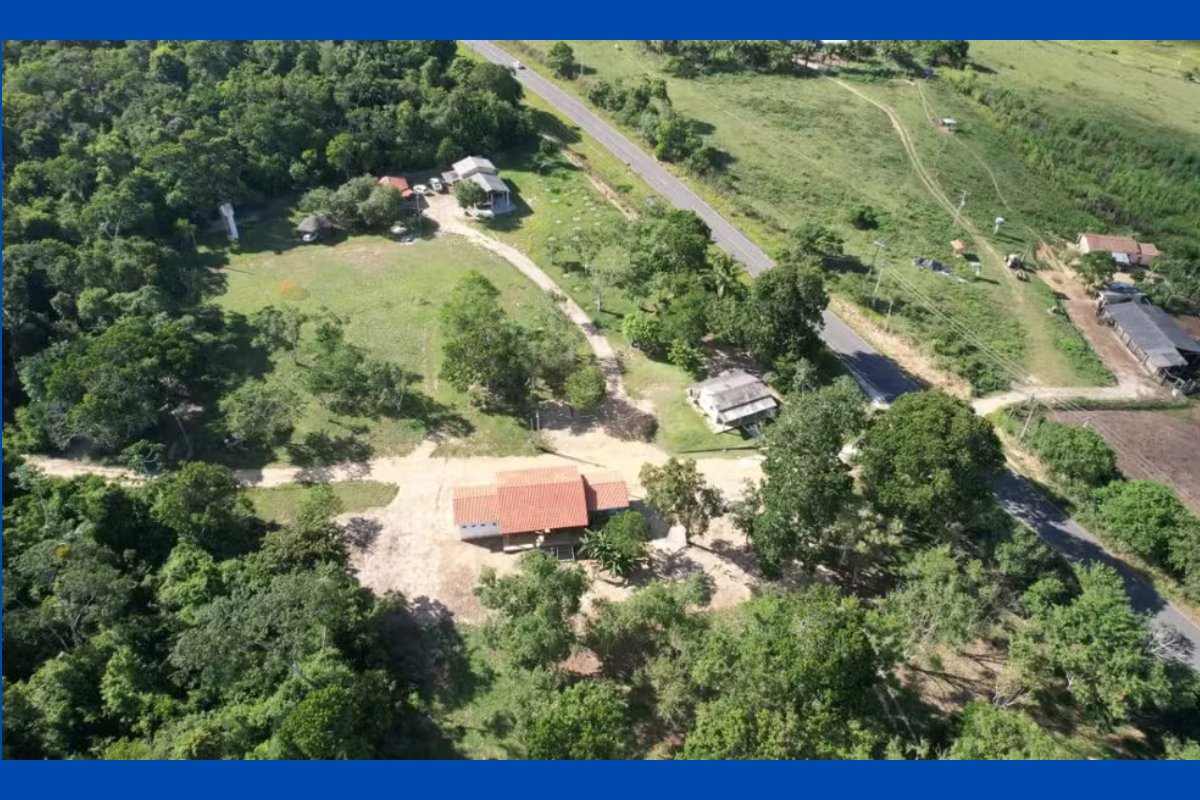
left=245, top=480, right=397, bottom=525
left=996, top=408, right=1200, bottom=606
left=503, top=39, right=1157, bottom=393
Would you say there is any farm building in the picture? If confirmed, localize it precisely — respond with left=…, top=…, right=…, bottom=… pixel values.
left=377, top=175, right=415, bottom=198
left=1098, top=288, right=1200, bottom=393
left=441, top=155, right=514, bottom=215
left=688, top=371, right=779, bottom=433
left=937, top=118, right=958, bottom=132
left=452, top=467, right=629, bottom=550
left=1078, top=233, right=1161, bottom=267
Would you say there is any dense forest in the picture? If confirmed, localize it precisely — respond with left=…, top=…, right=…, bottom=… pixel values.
left=2, top=40, right=534, bottom=457
left=6, top=389, right=1200, bottom=759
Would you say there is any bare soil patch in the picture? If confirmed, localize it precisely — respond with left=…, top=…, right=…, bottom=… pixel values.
left=1052, top=409, right=1200, bottom=515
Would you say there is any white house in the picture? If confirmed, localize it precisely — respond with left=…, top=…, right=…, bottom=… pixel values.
left=441, top=155, right=514, bottom=215
left=687, top=371, right=778, bottom=433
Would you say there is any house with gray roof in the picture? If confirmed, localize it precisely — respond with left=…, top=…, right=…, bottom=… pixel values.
left=441, top=155, right=513, bottom=215
left=1099, top=287, right=1200, bottom=393
left=687, top=371, right=779, bottom=433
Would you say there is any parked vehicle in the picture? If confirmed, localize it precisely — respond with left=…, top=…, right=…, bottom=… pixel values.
left=413, top=184, right=430, bottom=196
left=429, top=177, right=444, bottom=193
left=512, top=60, right=524, bottom=70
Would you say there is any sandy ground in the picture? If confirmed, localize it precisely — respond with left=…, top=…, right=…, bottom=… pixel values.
left=339, top=425, right=767, bottom=624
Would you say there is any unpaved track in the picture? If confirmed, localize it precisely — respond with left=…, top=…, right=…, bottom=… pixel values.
left=423, top=193, right=635, bottom=401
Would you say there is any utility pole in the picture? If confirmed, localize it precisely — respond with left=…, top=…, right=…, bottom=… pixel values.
left=954, top=190, right=968, bottom=226
left=872, top=262, right=886, bottom=306
left=884, top=297, right=895, bottom=331
left=869, top=238, right=887, bottom=274
left=1020, top=396, right=1038, bottom=439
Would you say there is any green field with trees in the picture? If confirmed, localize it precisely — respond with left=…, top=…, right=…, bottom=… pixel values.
left=502, top=39, right=1198, bottom=392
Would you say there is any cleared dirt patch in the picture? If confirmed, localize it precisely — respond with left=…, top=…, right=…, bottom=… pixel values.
left=1052, top=409, right=1200, bottom=515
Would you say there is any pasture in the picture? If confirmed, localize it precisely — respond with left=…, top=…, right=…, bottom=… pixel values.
left=507, top=40, right=1115, bottom=393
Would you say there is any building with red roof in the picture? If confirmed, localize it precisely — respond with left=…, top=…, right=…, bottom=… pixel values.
left=1078, top=232, right=1161, bottom=267
left=378, top=176, right=415, bottom=198
left=452, top=466, right=630, bottom=542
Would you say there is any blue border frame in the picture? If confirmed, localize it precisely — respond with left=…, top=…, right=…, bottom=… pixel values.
left=4, top=4, right=1200, bottom=789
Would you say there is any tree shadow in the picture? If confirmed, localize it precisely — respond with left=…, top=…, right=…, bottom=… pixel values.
left=344, top=515, right=383, bottom=552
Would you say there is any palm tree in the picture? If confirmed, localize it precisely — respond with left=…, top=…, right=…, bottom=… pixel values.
left=705, top=252, right=747, bottom=300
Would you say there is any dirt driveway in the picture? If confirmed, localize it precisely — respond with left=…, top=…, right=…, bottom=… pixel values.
left=341, top=426, right=767, bottom=624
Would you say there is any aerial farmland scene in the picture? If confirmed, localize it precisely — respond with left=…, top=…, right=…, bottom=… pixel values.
left=4, top=39, right=1200, bottom=760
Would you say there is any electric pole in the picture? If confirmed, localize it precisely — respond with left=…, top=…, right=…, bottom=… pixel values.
left=954, top=190, right=968, bottom=226
left=869, top=238, right=887, bottom=274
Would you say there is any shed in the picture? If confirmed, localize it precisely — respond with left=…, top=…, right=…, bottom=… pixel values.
left=378, top=176, right=415, bottom=198
left=951, top=239, right=966, bottom=256
left=295, top=214, right=333, bottom=235
left=469, top=172, right=514, bottom=215
left=938, top=118, right=958, bottom=132
left=1102, top=297, right=1200, bottom=384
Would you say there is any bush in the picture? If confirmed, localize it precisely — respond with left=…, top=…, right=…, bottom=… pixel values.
left=667, top=339, right=705, bottom=377
left=1028, top=420, right=1119, bottom=489
left=621, top=312, right=666, bottom=357
left=565, top=365, right=606, bottom=412
left=847, top=204, right=880, bottom=230
left=1093, top=480, right=1193, bottom=563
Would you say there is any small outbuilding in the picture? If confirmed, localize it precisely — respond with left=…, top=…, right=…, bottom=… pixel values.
left=688, top=371, right=779, bottom=433
left=937, top=118, right=958, bottom=132
left=377, top=176, right=415, bottom=198
left=441, top=155, right=514, bottom=215
left=295, top=214, right=334, bottom=242
left=951, top=239, right=967, bottom=257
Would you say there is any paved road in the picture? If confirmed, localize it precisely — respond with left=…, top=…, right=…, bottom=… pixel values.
left=464, top=41, right=1200, bottom=667
left=464, top=40, right=915, bottom=406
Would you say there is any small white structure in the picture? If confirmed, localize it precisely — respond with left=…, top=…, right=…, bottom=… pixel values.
left=938, top=117, right=958, bottom=132
left=441, top=155, right=514, bottom=215
left=688, top=371, right=779, bottom=433
left=219, top=202, right=239, bottom=242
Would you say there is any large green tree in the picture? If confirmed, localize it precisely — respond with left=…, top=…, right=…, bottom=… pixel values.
left=639, top=458, right=723, bottom=545
left=475, top=550, right=589, bottom=670
left=857, top=391, right=1004, bottom=532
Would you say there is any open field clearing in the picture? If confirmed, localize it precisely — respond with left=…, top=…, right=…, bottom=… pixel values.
left=245, top=480, right=398, bottom=525
left=506, top=40, right=1113, bottom=394
left=214, top=222, right=585, bottom=463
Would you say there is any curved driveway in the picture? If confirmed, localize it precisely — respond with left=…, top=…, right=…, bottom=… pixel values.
left=464, top=40, right=1200, bottom=668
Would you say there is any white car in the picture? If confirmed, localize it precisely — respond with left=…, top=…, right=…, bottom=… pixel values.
left=413, top=184, right=429, bottom=196
left=429, top=177, right=444, bottom=193
left=512, top=60, right=524, bottom=70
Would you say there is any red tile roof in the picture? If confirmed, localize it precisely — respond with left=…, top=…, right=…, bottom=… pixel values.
left=451, top=467, right=631, bottom=535
left=1080, top=232, right=1139, bottom=255
left=495, top=467, right=588, bottom=534
left=583, top=472, right=630, bottom=512
left=378, top=176, right=414, bottom=197
left=453, top=485, right=498, bottom=526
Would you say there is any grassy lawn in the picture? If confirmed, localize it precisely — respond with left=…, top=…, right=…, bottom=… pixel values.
left=504, top=41, right=1115, bottom=393
left=211, top=218, right=584, bottom=464
left=245, top=480, right=398, bottom=525
left=483, top=146, right=749, bottom=454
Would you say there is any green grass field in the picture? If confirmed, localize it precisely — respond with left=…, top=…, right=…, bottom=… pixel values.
left=245, top=480, right=398, bottom=525
left=485, top=147, right=746, bottom=453
left=968, top=41, right=1200, bottom=139
left=212, top=220, right=582, bottom=464
left=505, top=40, right=1115, bottom=393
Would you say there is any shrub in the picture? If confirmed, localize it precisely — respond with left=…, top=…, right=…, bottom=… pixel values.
left=847, top=204, right=880, bottom=230
left=1093, top=480, right=1193, bottom=563
left=565, top=365, right=606, bottom=412
left=1028, top=420, right=1119, bottom=489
